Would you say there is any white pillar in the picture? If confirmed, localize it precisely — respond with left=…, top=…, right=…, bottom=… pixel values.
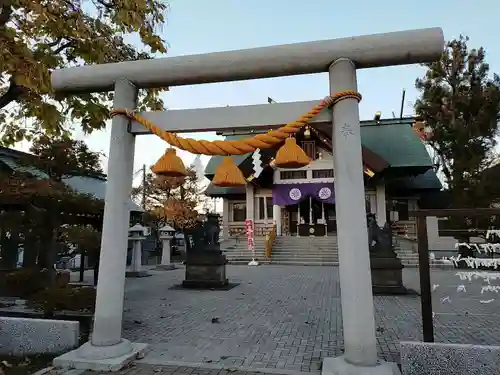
left=246, top=184, right=255, bottom=221
left=273, top=204, right=282, bottom=235
left=369, top=194, right=377, bottom=215
left=83, top=80, right=138, bottom=356
left=263, top=196, right=269, bottom=226
left=126, top=227, right=148, bottom=272
left=160, top=238, right=172, bottom=266
left=131, top=240, right=142, bottom=272
left=309, top=196, right=313, bottom=225
left=156, top=224, right=175, bottom=271
left=328, top=59, right=379, bottom=367
left=322, top=202, right=327, bottom=236
left=297, top=203, right=301, bottom=236
left=157, top=225, right=176, bottom=271
left=426, top=216, right=440, bottom=249
left=222, top=198, right=229, bottom=241
left=376, top=182, right=387, bottom=227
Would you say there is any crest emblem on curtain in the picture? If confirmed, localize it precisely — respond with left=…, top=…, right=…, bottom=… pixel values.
left=272, top=183, right=335, bottom=206
left=318, top=187, right=332, bottom=200
left=289, top=188, right=302, bottom=201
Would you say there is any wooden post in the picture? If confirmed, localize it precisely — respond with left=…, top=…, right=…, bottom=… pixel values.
left=416, top=214, right=434, bottom=342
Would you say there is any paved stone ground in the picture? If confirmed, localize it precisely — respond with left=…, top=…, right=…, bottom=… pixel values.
left=80, top=364, right=288, bottom=375
left=97, top=265, right=500, bottom=374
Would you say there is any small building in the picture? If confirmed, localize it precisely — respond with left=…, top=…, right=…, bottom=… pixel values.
left=0, top=146, right=144, bottom=268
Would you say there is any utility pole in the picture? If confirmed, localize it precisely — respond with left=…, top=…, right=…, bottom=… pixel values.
left=399, top=89, right=406, bottom=119
left=141, top=164, right=147, bottom=210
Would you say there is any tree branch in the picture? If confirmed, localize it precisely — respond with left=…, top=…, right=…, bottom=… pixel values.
left=94, top=0, right=115, bottom=9
left=0, top=3, right=13, bottom=28
left=53, top=41, right=75, bottom=54
left=0, top=80, right=26, bottom=110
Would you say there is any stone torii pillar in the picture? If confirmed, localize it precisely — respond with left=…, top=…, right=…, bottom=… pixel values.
left=51, top=28, right=444, bottom=374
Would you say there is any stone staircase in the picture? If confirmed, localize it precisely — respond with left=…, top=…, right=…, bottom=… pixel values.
left=221, top=235, right=454, bottom=268
left=270, top=236, right=339, bottom=266
left=221, top=236, right=268, bottom=264
left=394, top=236, right=454, bottom=269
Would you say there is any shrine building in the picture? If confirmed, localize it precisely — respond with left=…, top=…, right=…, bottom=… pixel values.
left=204, top=116, right=442, bottom=264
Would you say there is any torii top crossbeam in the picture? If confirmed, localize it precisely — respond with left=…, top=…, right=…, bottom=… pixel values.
left=51, top=27, right=444, bottom=94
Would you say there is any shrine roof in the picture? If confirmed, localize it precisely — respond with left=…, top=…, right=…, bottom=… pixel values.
left=204, top=118, right=432, bottom=178
left=0, top=147, right=143, bottom=212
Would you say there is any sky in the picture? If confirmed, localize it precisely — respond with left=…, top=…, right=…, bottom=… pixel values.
left=15, top=0, right=500, bottom=188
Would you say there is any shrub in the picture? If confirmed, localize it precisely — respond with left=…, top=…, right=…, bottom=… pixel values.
left=4, top=268, right=46, bottom=297
left=28, top=286, right=96, bottom=314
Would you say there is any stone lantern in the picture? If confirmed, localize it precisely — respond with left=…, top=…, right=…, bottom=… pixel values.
left=156, top=224, right=176, bottom=270
left=126, top=223, right=150, bottom=278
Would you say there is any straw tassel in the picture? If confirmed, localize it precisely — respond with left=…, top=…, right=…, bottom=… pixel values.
left=273, top=138, right=311, bottom=168
left=212, top=157, right=247, bottom=187
left=151, top=148, right=188, bottom=177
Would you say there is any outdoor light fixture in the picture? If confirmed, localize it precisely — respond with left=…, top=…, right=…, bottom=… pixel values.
left=159, top=224, right=175, bottom=239
left=374, top=111, right=382, bottom=122
left=304, top=126, right=311, bottom=138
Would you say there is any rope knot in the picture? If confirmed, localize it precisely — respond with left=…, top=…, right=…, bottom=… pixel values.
left=110, top=108, right=136, bottom=118
left=325, top=91, right=362, bottom=108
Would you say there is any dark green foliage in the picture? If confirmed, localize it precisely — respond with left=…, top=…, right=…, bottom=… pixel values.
left=415, top=36, right=500, bottom=208
left=2, top=268, right=46, bottom=297
left=28, top=286, right=96, bottom=314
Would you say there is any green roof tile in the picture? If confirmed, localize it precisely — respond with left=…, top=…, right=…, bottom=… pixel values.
left=204, top=135, right=251, bottom=176
left=205, top=120, right=432, bottom=176
left=361, top=123, right=432, bottom=168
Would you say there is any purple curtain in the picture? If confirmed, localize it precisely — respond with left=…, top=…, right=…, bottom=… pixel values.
left=272, top=183, right=335, bottom=206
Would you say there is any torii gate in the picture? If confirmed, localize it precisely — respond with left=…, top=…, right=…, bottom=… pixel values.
left=52, top=28, right=444, bottom=374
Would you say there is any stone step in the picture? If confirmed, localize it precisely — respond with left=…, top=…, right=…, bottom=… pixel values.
left=273, top=245, right=338, bottom=249
left=272, top=249, right=338, bottom=253
left=223, top=250, right=266, bottom=256
left=274, top=240, right=338, bottom=244
left=271, top=256, right=339, bottom=261
left=271, top=252, right=338, bottom=257
left=269, top=260, right=339, bottom=266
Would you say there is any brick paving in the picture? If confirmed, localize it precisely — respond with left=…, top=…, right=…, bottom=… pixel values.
left=81, top=364, right=289, bottom=375
left=95, top=265, right=500, bottom=374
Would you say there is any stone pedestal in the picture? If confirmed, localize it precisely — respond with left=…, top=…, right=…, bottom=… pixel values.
left=182, top=251, right=228, bottom=289
left=370, top=256, right=410, bottom=295
left=322, top=356, right=400, bottom=375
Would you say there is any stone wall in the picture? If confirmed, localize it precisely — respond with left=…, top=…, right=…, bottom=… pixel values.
left=401, top=341, right=500, bottom=375
left=0, top=317, right=79, bottom=355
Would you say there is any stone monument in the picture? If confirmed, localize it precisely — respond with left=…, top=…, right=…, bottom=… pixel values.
left=182, top=213, right=228, bottom=289
left=156, top=224, right=176, bottom=270
left=367, top=214, right=409, bottom=295
left=125, top=224, right=150, bottom=278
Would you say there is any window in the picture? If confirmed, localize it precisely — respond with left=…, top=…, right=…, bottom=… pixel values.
left=301, top=141, right=316, bottom=160
left=280, top=170, right=307, bottom=180
left=230, top=202, right=246, bottom=222
left=312, top=169, right=334, bottom=179
left=257, top=197, right=273, bottom=220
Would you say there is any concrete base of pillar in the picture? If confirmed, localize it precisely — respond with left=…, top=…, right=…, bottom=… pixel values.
left=125, top=270, right=150, bottom=278
left=53, top=339, right=148, bottom=372
left=322, top=356, right=400, bottom=375
left=155, top=264, right=176, bottom=271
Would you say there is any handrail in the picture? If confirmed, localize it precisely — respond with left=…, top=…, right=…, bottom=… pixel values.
left=265, top=224, right=277, bottom=259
